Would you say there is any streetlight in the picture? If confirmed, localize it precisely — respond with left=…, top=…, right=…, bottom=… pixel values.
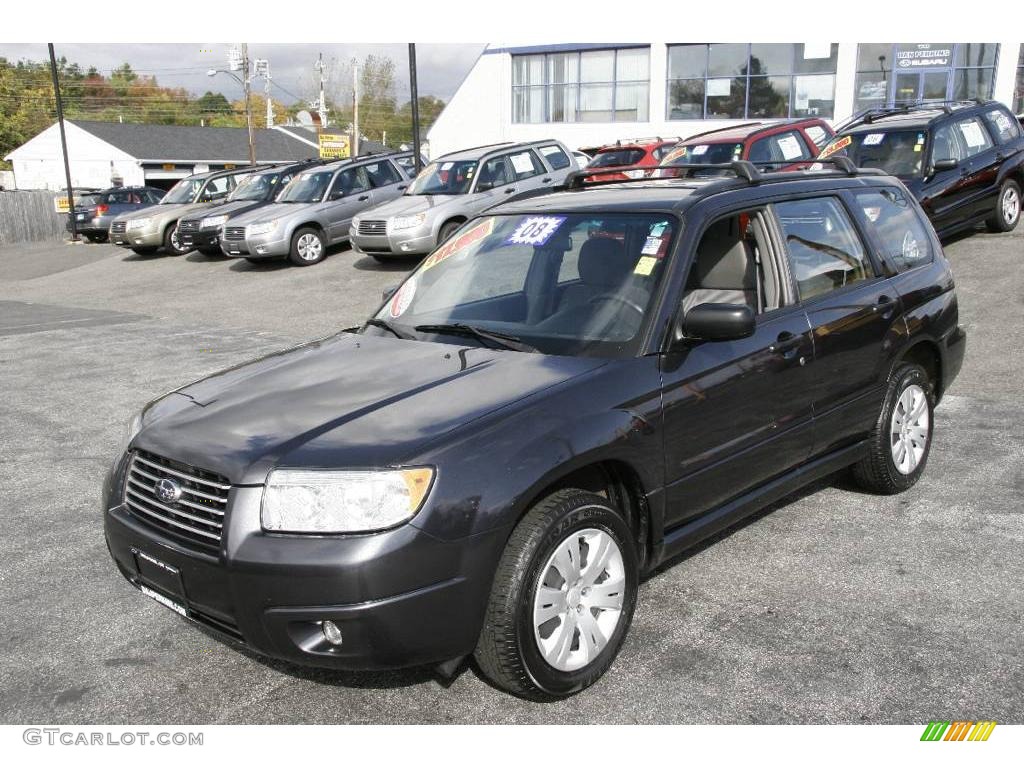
left=207, top=51, right=256, bottom=165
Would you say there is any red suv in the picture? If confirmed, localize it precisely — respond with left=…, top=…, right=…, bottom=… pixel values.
left=660, top=119, right=834, bottom=172
left=584, top=137, right=681, bottom=180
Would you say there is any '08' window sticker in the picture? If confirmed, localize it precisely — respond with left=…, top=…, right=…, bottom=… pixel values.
left=506, top=216, right=567, bottom=247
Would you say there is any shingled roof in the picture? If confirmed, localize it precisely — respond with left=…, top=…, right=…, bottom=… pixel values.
left=68, top=120, right=322, bottom=163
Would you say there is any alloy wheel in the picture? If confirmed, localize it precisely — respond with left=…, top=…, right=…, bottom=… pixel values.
left=890, top=383, right=930, bottom=475
left=1002, top=187, right=1020, bottom=226
left=296, top=233, right=322, bottom=261
left=532, top=527, right=625, bottom=672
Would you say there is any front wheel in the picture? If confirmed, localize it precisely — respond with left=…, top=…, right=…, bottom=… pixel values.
left=289, top=227, right=326, bottom=266
left=986, top=179, right=1021, bottom=233
left=475, top=488, right=638, bottom=700
left=163, top=223, right=190, bottom=255
left=437, top=220, right=462, bottom=245
left=851, top=362, right=934, bottom=494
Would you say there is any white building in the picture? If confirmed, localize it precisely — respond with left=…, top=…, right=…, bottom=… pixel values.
left=429, top=42, right=1024, bottom=157
left=3, top=120, right=323, bottom=191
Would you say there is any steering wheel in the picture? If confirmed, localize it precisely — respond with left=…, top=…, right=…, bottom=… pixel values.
left=587, top=293, right=645, bottom=317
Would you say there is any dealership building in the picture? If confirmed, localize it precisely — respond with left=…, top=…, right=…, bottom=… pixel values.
left=428, top=42, right=1024, bottom=156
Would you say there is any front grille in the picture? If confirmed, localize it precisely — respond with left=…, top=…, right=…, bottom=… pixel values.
left=358, top=220, right=387, bottom=236
left=224, top=226, right=246, bottom=241
left=123, top=450, right=229, bottom=551
left=110, top=221, right=127, bottom=235
left=178, top=219, right=199, bottom=233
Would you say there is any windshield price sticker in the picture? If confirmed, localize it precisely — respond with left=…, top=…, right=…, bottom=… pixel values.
left=389, top=278, right=417, bottom=318
left=819, top=135, right=852, bottom=159
left=634, top=256, right=657, bottom=276
left=862, top=133, right=885, bottom=146
left=959, top=120, right=986, bottom=148
left=690, top=145, right=709, bottom=156
left=421, top=218, right=496, bottom=272
left=506, top=216, right=567, bottom=247
left=641, top=236, right=664, bottom=256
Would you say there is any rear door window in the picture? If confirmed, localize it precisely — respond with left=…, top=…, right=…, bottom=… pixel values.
left=363, top=160, right=403, bottom=187
left=749, top=131, right=813, bottom=168
left=774, top=197, right=874, bottom=301
left=982, top=107, right=1021, bottom=143
left=508, top=150, right=546, bottom=180
left=537, top=145, right=571, bottom=170
left=852, top=188, right=933, bottom=273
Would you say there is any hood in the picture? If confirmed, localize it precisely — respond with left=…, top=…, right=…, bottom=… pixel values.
left=228, top=201, right=306, bottom=227
left=134, top=333, right=605, bottom=485
left=365, top=194, right=465, bottom=219
left=181, top=199, right=264, bottom=223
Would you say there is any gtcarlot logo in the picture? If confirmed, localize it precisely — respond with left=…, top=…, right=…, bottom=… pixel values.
left=23, top=728, right=203, bottom=746
left=920, top=721, right=997, bottom=741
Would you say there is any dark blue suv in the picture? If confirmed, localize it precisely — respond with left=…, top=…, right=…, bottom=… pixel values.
left=68, top=186, right=165, bottom=243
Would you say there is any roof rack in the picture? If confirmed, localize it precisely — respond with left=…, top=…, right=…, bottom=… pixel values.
left=565, top=158, right=885, bottom=191
left=438, top=141, right=514, bottom=158
left=612, top=135, right=683, bottom=147
left=669, top=121, right=764, bottom=143
left=839, top=99, right=988, bottom=132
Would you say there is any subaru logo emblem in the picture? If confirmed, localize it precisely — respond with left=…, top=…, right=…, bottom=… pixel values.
left=155, top=477, right=183, bottom=503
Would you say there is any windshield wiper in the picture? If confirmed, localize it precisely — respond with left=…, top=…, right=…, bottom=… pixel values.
left=364, top=318, right=416, bottom=340
left=414, top=323, right=538, bottom=353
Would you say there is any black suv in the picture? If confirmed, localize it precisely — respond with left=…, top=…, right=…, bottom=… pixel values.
left=103, top=160, right=965, bottom=699
left=818, top=100, right=1023, bottom=238
left=177, top=160, right=325, bottom=255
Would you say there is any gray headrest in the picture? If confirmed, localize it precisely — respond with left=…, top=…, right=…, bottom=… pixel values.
left=692, top=232, right=755, bottom=290
left=578, top=237, right=632, bottom=287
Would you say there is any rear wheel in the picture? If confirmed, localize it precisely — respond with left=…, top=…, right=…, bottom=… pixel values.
left=851, top=362, right=934, bottom=494
left=475, top=488, right=638, bottom=700
left=289, top=227, right=326, bottom=266
left=986, top=179, right=1021, bottom=233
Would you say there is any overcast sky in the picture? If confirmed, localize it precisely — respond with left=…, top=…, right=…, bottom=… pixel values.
left=0, top=43, right=485, bottom=103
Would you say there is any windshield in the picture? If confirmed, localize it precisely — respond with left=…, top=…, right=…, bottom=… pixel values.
left=161, top=178, right=203, bottom=204
left=368, top=213, right=677, bottom=358
left=229, top=171, right=281, bottom=201
left=660, top=143, right=744, bottom=166
left=277, top=170, right=333, bottom=203
left=589, top=149, right=645, bottom=168
left=818, top=131, right=925, bottom=177
left=405, top=160, right=477, bottom=195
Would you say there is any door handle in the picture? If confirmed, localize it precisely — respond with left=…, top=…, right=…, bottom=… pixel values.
left=397, top=184, right=407, bottom=190
left=504, top=188, right=516, bottom=194
left=769, top=331, right=802, bottom=358
left=873, top=294, right=897, bottom=317
left=542, top=177, right=552, bottom=183
left=358, top=195, right=370, bottom=201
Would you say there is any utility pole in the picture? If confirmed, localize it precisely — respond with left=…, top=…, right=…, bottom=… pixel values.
left=241, top=44, right=256, bottom=164
left=352, top=59, right=360, bottom=157
left=255, top=58, right=273, bottom=128
left=314, top=53, right=329, bottom=128
left=48, top=43, right=77, bottom=241
left=408, top=43, right=422, bottom=173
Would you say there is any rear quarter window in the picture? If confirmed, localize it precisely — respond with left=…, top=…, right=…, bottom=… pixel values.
left=538, top=145, right=571, bottom=170
left=983, top=107, right=1021, bottom=143
left=852, top=188, right=934, bottom=273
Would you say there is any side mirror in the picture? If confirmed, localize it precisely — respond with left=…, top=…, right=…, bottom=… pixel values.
left=932, top=158, right=959, bottom=173
left=330, top=190, right=346, bottom=200
left=381, top=285, right=399, bottom=302
left=678, top=303, right=755, bottom=342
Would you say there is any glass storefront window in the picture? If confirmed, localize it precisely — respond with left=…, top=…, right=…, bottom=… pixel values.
left=667, top=43, right=838, bottom=120
left=512, top=47, right=650, bottom=123
left=855, top=44, right=999, bottom=111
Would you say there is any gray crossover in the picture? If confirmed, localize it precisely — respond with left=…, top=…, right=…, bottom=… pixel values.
left=221, top=152, right=417, bottom=266
left=349, top=140, right=578, bottom=261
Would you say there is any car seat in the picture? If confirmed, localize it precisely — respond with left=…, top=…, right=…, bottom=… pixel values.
left=557, top=238, right=634, bottom=312
left=681, top=219, right=757, bottom=314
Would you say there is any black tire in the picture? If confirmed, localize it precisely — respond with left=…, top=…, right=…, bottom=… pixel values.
left=83, top=233, right=107, bottom=244
left=851, top=362, right=935, bottom=494
left=162, top=222, right=190, bottom=255
left=288, top=227, right=326, bottom=266
left=985, top=179, right=1021, bottom=233
left=437, top=220, right=463, bottom=245
left=130, top=246, right=158, bottom=256
left=475, top=488, right=638, bottom=700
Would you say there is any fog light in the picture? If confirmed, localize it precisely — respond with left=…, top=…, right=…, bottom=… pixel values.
left=321, top=620, right=343, bottom=646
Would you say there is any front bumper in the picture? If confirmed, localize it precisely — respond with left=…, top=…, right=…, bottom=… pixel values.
left=102, top=456, right=504, bottom=670
left=180, top=227, right=220, bottom=251
left=220, top=230, right=290, bottom=259
left=112, top=225, right=161, bottom=248
left=349, top=223, right=436, bottom=257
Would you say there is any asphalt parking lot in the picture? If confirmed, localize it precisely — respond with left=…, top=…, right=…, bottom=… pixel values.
left=0, top=229, right=1021, bottom=725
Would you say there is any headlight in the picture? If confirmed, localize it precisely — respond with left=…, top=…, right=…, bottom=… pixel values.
left=201, top=214, right=229, bottom=229
left=261, top=468, right=435, bottom=533
left=247, top=221, right=278, bottom=237
left=389, top=213, right=426, bottom=232
left=118, top=411, right=143, bottom=457
left=127, top=218, right=149, bottom=230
